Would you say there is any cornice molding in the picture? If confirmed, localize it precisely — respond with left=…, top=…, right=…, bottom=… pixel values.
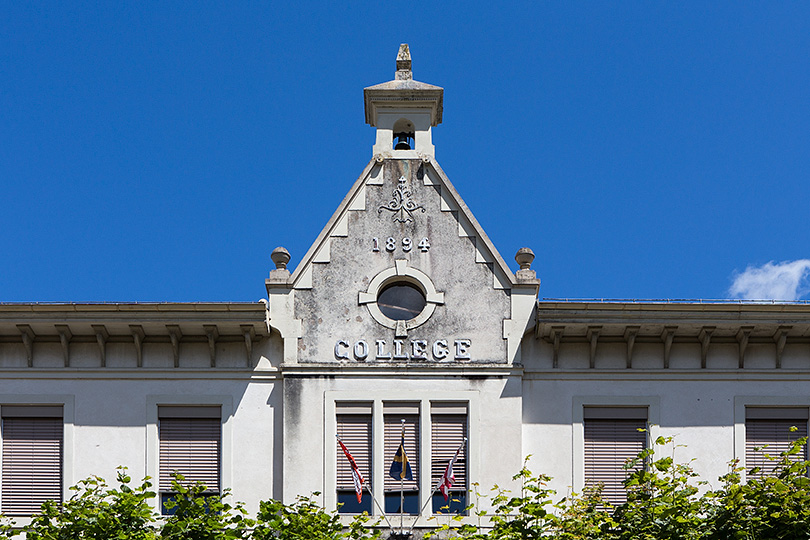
left=280, top=362, right=522, bottom=378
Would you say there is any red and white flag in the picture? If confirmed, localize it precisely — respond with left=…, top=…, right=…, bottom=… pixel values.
left=437, top=442, right=464, bottom=501
left=338, top=438, right=364, bottom=503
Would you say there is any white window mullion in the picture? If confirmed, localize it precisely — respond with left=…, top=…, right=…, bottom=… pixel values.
left=372, top=400, right=384, bottom=514
left=419, top=398, right=431, bottom=514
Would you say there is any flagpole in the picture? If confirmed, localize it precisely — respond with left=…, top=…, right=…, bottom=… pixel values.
left=408, top=438, right=467, bottom=536
left=417, top=476, right=444, bottom=520
left=336, top=434, right=392, bottom=530
left=411, top=482, right=439, bottom=534
left=364, top=483, right=393, bottom=530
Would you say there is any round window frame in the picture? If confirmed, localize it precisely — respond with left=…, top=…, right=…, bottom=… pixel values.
left=376, top=281, right=427, bottom=321
left=358, top=260, right=444, bottom=337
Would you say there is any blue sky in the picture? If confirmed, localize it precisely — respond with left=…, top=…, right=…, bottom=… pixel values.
left=2, top=3, right=809, bottom=302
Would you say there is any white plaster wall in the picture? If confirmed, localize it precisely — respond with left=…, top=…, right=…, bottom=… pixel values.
left=0, top=375, right=280, bottom=515
left=283, top=373, right=523, bottom=519
left=782, top=343, right=807, bottom=368
left=522, top=377, right=809, bottom=498
left=106, top=342, right=134, bottom=368
left=33, top=343, right=63, bottom=368
left=294, top=159, right=510, bottom=364
left=0, top=345, right=26, bottom=368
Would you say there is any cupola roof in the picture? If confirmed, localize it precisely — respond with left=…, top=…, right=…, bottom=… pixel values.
left=364, top=44, right=444, bottom=127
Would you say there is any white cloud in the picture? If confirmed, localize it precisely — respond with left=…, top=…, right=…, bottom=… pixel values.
left=729, top=259, right=810, bottom=301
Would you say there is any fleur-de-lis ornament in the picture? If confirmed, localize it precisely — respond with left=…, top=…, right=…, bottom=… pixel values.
left=379, top=176, right=425, bottom=223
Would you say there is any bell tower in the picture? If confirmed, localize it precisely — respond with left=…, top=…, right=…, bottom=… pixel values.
left=364, top=44, right=444, bottom=158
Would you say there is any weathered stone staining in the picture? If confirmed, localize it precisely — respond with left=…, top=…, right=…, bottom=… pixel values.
left=333, top=338, right=471, bottom=361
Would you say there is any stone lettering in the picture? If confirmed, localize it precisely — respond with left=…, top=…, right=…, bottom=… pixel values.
left=432, top=339, right=449, bottom=360
left=411, top=340, right=428, bottom=360
left=454, top=339, right=471, bottom=360
left=393, top=339, right=408, bottom=360
left=375, top=339, right=391, bottom=359
left=334, top=340, right=350, bottom=360
left=354, top=340, right=369, bottom=361
left=335, top=338, right=470, bottom=361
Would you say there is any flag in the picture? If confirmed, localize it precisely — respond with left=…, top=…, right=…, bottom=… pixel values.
left=437, top=442, right=464, bottom=501
left=338, top=438, right=364, bottom=503
left=388, top=424, right=413, bottom=481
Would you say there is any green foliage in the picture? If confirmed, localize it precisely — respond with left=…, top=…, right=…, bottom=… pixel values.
left=0, top=516, right=16, bottom=539
left=343, top=511, right=382, bottom=540
left=25, top=467, right=157, bottom=540
left=705, top=434, right=810, bottom=540
left=253, top=493, right=380, bottom=540
left=485, top=458, right=559, bottom=539
left=18, top=468, right=384, bottom=540
left=160, top=475, right=253, bottom=540
left=435, top=434, right=810, bottom=540
left=550, top=486, right=614, bottom=540
left=609, top=436, right=705, bottom=540
left=425, top=482, right=487, bottom=539
left=15, top=446, right=810, bottom=540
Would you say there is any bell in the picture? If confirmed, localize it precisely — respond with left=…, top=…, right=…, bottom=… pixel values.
left=394, top=133, right=412, bottom=150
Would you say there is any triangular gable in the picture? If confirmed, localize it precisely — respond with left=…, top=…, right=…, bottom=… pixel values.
left=289, top=158, right=379, bottom=289
left=424, top=160, right=516, bottom=290
left=290, top=157, right=517, bottom=292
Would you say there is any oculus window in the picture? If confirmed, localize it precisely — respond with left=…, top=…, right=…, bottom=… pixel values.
left=378, top=283, right=426, bottom=321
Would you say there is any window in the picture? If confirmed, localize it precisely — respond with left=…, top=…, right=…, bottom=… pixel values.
left=384, top=402, right=420, bottom=515
left=1, top=405, right=63, bottom=515
left=329, top=394, right=474, bottom=519
left=745, top=407, right=808, bottom=479
left=158, top=405, right=221, bottom=514
left=431, top=402, right=467, bottom=514
left=336, top=402, right=372, bottom=514
left=378, top=283, right=426, bottom=321
left=583, top=406, right=647, bottom=505
left=359, top=262, right=444, bottom=334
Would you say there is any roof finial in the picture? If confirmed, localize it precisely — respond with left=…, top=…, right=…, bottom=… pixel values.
left=395, top=43, right=412, bottom=81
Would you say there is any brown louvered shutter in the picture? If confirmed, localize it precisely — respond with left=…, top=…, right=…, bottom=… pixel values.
left=745, top=408, right=808, bottom=479
left=1, top=410, right=63, bottom=516
left=431, top=404, right=467, bottom=491
left=336, top=402, right=372, bottom=490
left=584, top=408, right=646, bottom=505
left=159, top=406, right=221, bottom=493
left=384, top=404, right=419, bottom=492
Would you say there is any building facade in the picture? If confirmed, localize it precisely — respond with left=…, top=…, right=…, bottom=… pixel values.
left=1, top=45, right=809, bottom=533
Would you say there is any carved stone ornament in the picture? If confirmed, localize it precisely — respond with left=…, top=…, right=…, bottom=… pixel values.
left=379, top=175, right=425, bottom=223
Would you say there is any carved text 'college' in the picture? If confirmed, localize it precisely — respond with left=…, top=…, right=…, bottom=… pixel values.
left=334, top=339, right=471, bottom=361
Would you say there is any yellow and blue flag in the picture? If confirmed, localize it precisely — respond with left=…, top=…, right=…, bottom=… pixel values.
left=388, top=424, right=413, bottom=481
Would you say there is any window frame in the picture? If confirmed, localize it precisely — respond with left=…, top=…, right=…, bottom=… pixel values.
left=734, top=396, right=810, bottom=481
left=0, top=395, right=74, bottom=519
left=572, top=396, right=659, bottom=496
left=146, top=395, right=232, bottom=513
left=336, top=402, right=373, bottom=514
left=325, top=391, right=478, bottom=524
left=382, top=402, right=420, bottom=514
left=582, top=407, right=647, bottom=505
left=430, top=402, right=468, bottom=514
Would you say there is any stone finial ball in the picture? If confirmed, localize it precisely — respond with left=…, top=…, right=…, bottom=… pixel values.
left=271, top=247, right=291, bottom=270
left=515, top=247, right=535, bottom=270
